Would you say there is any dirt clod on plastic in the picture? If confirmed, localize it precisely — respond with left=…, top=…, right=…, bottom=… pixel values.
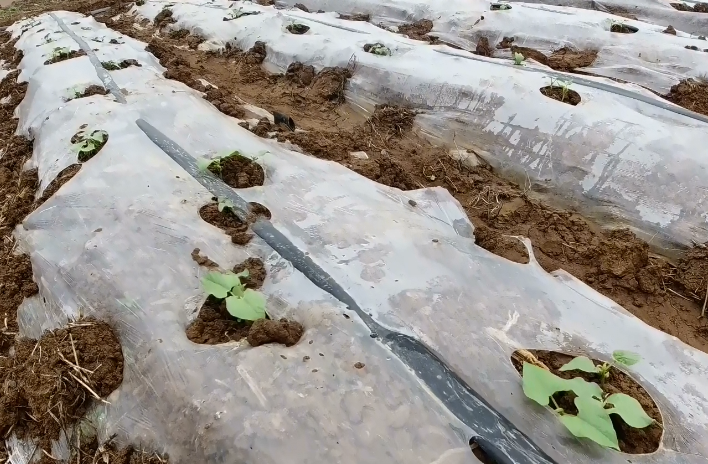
left=245, top=40, right=267, bottom=65
left=191, top=248, right=218, bottom=268
left=248, top=318, right=304, bottom=347
left=0, top=320, right=124, bottom=448
left=310, top=66, right=352, bottom=103
left=663, top=25, right=677, bottom=35
left=510, top=350, right=662, bottom=454
left=474, top=37, right=494, bottom=57
left=233, top=257, right=267, bottom=288
left=547, top=47, right=598, bottom=72
left=663, top=78, right=708, bottom=117
left=397, top=19, right=436, bottom=42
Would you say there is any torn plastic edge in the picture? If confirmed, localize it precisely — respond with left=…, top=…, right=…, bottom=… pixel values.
left=434, top=48, right=708, bottom=125
left=49, top=13, right=127, bottom=104
left=134, top=117, right=557, bottom=464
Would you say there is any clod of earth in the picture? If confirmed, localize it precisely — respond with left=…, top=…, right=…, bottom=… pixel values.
left=663, top=25, right=677, bottom=35
left=205, top=153, right=265, bottom=188
left=663, top=78, right=708, bottom=117
left=154, top=8, right=176, bottom=28
left=510, top=46, right=546, bottom=65
left=397, top=19, right=434, bottom=42
left=232, top=257, right=267, bottom=288
left=546, top=47, right=598, bottom=72
left=245, top=40, right=267, bottom=64
left=0, top=319, right=124, bottom=452
left=670, top=1, right=708, bottom=11
left=338, top=12, right=370, bottom=21
left=496, top=36, right=514, bottom=49
left=286, top=61, right=316, bottom=86
left=610, top=23, right=638, bottom=33
left=191, top=247, right=218, bottom=268
left=286, top=23, right=310, bottom=34
left=248, top=318, right=304, bottom=347
left=294, top=3, right=309, bottom=12
left=474, top=37, right=494, bottom=57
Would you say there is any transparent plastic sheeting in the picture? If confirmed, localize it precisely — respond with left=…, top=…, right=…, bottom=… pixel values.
left=273, top=0, right=708, bottom=94
left=135, top=2, right=708, bottom=254
left=5, top=10, right=708, bottom=464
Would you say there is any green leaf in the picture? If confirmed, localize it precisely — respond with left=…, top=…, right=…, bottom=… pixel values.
left=566, top=377, right=603, bottom=400
left=522, top=363, right=571, bottom=406
left=559, top=356, right=599, bottom=374
left=225, top=289, right=266, bottom=320
left=559, top=396, right=619, bottom=450
left=218, top=198, right=234, bottom=212
left=88, top=130, right=107, bottom=143
left=202, top=272, right=241, bottom=298
left=612, top=350, right=641, bottom=366
left=605, top=393, right=654, bottom=428
left=196, top=158, right=212, bottom=171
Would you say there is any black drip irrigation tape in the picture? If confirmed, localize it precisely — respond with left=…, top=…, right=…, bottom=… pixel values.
left=135, top=117, right=558, bottom=464
left=435, top=47, right=708, bottom=125
left=50, top=13, right=127, bottom=103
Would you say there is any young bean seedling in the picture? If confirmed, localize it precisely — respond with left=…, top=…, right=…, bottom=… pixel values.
left=71, top=129, right=108, bottom=162
left=202, top=270, right=267, bottom=321
left=547, top=76, right=574, bottom=102
left=513, top=52, right=525, bottom=65
left=217, top=197, right=235, bottom=213
left=522, top=350, right=654, bottom=450
left=50, top=46, right=71, bottom=61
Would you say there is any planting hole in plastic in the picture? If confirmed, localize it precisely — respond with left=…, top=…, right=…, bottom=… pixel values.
left=539, top=86, right=581, bottom=106
left=510, top=349, right=663, bottom=454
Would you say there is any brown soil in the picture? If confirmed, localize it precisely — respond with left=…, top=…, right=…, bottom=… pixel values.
left=199, top=202, right=253, bottom=245
left=397, top=19, right=435, bottom=42
left=232, top=257, right=267, bottom=289
left=248, top=318, right=304, bottom=347
left=547, top=47, right=598, bottom=72
left=43, top=48, right=86, bottom=65
left=40, top=163, right=81, bottom=203
left=670, top=2, right=708, bottom=11
left=510, top=45, right=548, bottom=65
left=474, top=37, right=494, bottom=57
left=208, top=154, right=265, bottom=188
left=663, top=25, right=677, bottom=35
left=496, top=36, right=515, bottom=49
left=0, top=319, right=124, bottom=451
left=367, top=105, right=416, bottom=137
left=69, top=437, right=169, bottom=464
left=309, top=67, right=352, bottom=103
left=191, top=247, right=218, bottom=268
left=246, top=40, right=267, bottom=65
left=604, top=5, right=639, bottom=20
left=611, top=23, right=638, bottom=33
left=676, top=246, right=708, bottom=302
left=203, top=86, right=246, bottom=119
left=105, top=3, right=708, bottom=353
left=663, top=78, right=708, bottom=117
left=286, top=61, right=316, bottom=86
left=294, top=3, right=309, bottom=12
left=339, top=12, right=370, bottom=21
left=154, top=7, right=175, bottom=28
left=286, top=23, right=310, bottom=35
left=540, top=85, right=582, bottom=105
left=0, top=0, right=123, bottom=27
left=510, top=350, right=662, bottom=454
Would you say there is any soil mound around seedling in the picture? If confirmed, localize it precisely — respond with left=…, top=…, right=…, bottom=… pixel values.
left=611, top=23, right=638, bottom=33
left=245, top=40, right=267, bottom=65
left=397, top=19, right=434, bottom=41
left=199, top=203, right=253, bottom=245
left=70, top=437, right=169, bottom=464
left=0, top=320, right=124, bottom=450
left=186, top=258, right=304, bottom=346
left=310, top=66, right=352, bottom=102
left=547, top=47, right=598, bottom=72
left=510, top=349, right=663, bottom=453
left=663, top=78, right=708, bottom=117
left=474, top=37, right=494, bottom=57
left=44, top=48, right=86, bottom=65
left=496, top=36, right=514, bottom=49
left=208, top=154, right=265, bottom=188
left=286, top=23, right=310, bottom=34
left=510, top=45, right=548, bottom=65
left=69, top=85, right=109, bottom=101
left=540, top=85, right=581, bottom=105
left=40, top=164, right=81, bottom=203
left=102, top=59, right=141, bottom=70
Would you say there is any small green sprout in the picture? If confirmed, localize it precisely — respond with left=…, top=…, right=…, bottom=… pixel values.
left=217, top=197, right=234, bottom=212
left=197, top=150, right=241, bottom=174
left=202, top=270, right=266, bottom=321
left=522, top=351, right=653, bottom=450
left=513, top=52, right=525, bottom=65
left=50, top=46, right=71, bottom=61
left=72, top=129, right=108, bottom=162
left=223, top=8, right=260, bottom=21
left=547, top=76, right=574, bottom=102
left=559, top=350, right=640, bottom=386
left=364, top=43, right=392, bottom=56
left=102, top=61, right=121, bottom=70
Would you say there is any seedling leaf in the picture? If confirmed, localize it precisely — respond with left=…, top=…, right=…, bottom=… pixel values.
left=566, top=377, right=603, bottom=400
left=202, top=271, right=241, bottom=299
left=225, top=289, right=266, bottom=320
left=218, top=197, right=235, bottom=212
left=605, top=393, right=654, bottom=428
left=196, top=158, right=212, bottom=171
left=522, top=363, right=570, bottom=406
left=559, top=356, right=599, bottom=374
left=559, top=396, right=619, bottom=450
left=612, top=350, right=641, bottom=366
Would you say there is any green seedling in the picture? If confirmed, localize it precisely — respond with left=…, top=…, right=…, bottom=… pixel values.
left=547, top=76, right=573, bottom=102
left=202, top=270, right=266, bottom=321
left=286, top=22, right=310, bottom=34
left=197, top=150, right=241, bottom=174
left=364, top=43, right=392, bottom=56
left=102, top=61, right=121, bottom=70
left=217, top=197, right=235, bottom=212
left=223, top=8, right=260, bottom=21
left=513, top=52, right=525, bottom=65
left=72, top=129, right=108, bottom=162
left=50, top=46, right=71, bottom=61
left=559, top=350, right=640, bottom=386
left=522, top=351, right=653, bottom=450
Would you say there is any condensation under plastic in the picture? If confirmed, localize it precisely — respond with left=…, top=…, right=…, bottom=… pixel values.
left=4, top=10, right=708, bottom=464
left=133, top=1, right=708, bottom=254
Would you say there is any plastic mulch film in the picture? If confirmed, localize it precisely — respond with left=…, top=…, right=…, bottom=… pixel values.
left=4, top=10, right=708, bottom=464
